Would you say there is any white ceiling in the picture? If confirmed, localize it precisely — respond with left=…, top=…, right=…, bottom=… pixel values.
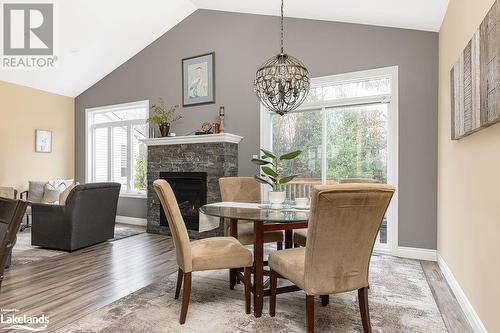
left=192, top=0, right=450, bottom=32
left=0, top=0, right=448, bottom=97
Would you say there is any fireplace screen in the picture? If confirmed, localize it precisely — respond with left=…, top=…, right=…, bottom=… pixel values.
left=159, top=172, right=207, bottom=231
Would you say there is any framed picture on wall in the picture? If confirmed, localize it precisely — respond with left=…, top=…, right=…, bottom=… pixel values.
left=182, top=52, right=215, bottom=107
left=35, top=129, right=52, bottom=153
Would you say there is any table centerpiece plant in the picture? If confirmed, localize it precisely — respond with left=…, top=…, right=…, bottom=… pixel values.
left=147, top=97, right=182, bottom=137
left=251, top=148, right=302, bottom=208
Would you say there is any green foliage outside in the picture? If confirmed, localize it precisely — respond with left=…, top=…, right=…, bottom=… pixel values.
left=134, top=155, right=147, bottom=191
left=272, top=106, right=387, bottom=183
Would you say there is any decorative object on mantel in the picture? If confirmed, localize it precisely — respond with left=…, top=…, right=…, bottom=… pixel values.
left=219, top=106, right=225, bottom=133
left=212, top=123, right=220, bottom=134
left=252, top=148, right=302, bottom=208
left=195, top=122, right=213, bottom=135
left=182, top=52, right=215, bottom=107
left=35, top=129, right=52, bottom=153
left=147, top=98, right=182, bottom=137
left=450, top=0, right=500, bottom=140
left=254, top=0, right=310, bottom=116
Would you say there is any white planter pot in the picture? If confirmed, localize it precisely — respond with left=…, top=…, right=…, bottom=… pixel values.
left=269, top=191, right=286, bottom=209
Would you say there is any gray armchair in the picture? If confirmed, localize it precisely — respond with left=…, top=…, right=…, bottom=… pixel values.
left=31, top=183, right=121, bottom=251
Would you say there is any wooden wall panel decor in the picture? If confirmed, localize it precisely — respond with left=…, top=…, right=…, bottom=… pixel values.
left=451, top=0, right=500, bottom=140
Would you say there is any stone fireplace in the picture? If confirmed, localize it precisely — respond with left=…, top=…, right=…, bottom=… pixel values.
left=143, top=133, right=242, bottom=238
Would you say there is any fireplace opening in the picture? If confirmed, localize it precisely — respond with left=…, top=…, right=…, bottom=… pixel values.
left=159, top=172, right=207, bottom=231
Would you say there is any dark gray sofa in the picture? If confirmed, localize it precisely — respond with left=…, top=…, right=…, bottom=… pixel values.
left=31, top=183, right=121, bottom=251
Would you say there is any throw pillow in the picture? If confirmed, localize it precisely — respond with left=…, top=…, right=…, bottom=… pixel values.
left=59, top=183, right=78, bottom=205
left=42, top=183, right=61, bottom=203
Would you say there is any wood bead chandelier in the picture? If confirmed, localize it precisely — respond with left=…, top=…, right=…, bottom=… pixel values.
left=254, top=0, right=310, bottom=116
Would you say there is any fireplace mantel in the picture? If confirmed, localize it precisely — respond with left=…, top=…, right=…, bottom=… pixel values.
left=141, top=133, right=243, bottom=146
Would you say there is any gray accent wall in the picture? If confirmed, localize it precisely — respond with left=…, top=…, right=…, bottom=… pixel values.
left=75, top=9, right=438, bottom=249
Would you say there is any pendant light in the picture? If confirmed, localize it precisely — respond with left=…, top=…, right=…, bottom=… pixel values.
left=254, top=0, right=310, bottom=116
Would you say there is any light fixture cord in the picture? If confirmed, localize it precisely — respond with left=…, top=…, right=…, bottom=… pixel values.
left=280, top=0, right=284, bottom=53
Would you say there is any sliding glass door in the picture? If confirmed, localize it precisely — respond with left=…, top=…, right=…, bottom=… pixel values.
left=262, top=67, right=398, bottom=251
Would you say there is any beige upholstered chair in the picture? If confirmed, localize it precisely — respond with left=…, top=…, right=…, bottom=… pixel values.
left=219, top=177, right=284, bottom=248
left=153, top=179, right=253, bottom=324
left=270, top=184, right=395, bottom=333
left=293, top=178, right=381, bottom=247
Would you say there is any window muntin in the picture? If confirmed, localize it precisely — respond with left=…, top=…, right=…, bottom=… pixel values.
left=86, top=101, right=148, bottom=196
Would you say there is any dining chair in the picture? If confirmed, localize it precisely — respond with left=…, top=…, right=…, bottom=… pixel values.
left=293, top=178, right=381, bottom=247
left=0, top=197, right=28, bottom=290
left=269, top=184, right=395, bottom=333
left=153, top=179, right=253, bottom=324
left=219, top=177, right=284, bottom=249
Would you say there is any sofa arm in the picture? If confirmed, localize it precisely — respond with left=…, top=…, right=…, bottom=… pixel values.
left=31, top=203, right=71, bottom=249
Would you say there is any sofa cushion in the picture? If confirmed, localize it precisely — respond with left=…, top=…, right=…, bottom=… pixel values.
left=28, top=181, right=48, bottom=203
left=42, top=179, right=74, bottom=204
left=59, top=183, right=78, bottom=205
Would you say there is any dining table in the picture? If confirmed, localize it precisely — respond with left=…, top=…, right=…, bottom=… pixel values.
left=199, top=202, right=310, bottom=317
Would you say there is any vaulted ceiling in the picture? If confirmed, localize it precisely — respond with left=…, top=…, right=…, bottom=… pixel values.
left=0, top=0, right=448, bottom=97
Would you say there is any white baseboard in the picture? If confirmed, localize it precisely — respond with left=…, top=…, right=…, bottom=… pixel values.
left=437, top=254, right=487, bottom=333
left=116, top=215, right=147, bottom=226
left=394, top=246, right=437, bottom=261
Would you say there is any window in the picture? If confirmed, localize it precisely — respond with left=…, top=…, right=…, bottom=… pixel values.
left=261, top=67, right=398, bottom=250
left=86, top=100, right=148, bottom=196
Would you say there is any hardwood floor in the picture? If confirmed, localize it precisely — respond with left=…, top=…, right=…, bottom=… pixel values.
left=421, top=261, right=474, bottom=333
left=0, top=232, right=473, bottom=332
left=0, top=233, right=177, bottom=332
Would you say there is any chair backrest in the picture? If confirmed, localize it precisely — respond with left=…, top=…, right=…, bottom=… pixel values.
left=0, top=187, right=16, bottom=199
left=65, top=183, right=120, bottom=243
left=338, top=178, right=380, bottom=184
left=153, top=179, right=192, bottom=272
left=304, top=184, right=394, bottom=295
left=219, top=177, right=261, bottom=202
left=0, top=198, right=28, bottom=286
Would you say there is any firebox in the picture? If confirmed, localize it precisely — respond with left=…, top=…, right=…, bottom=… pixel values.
left=159, top=172, right=207, bottom=231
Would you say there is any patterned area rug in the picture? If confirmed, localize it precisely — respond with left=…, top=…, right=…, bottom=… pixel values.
left=10, top=223, right=146, bottom=266
left=57, top=255, right=447, bottom=332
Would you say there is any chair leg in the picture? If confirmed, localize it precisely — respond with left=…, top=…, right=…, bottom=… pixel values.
left=306, top=294, right=315, bottom=333
left=180, top=272, right=192, bottom=325
left=229, top=268, right=236, bottom=290
left=174, top=268, right=183, bottom=299
left=277, top=241, right=283, bottom=250
left=269, top=269, right=278, bottom=317
left=320, top=295, right=329, bottom=306
left=358, top=287, right=372, bottom=333
left=244, top=267, right=251, bottom=314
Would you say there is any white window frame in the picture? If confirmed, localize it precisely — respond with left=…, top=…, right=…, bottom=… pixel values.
left=85, top=100, right=149, bottom=198
left=260, top=66, right=399, bottom=254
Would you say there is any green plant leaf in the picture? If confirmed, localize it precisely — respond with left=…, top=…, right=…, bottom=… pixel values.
left=261, top=166, right=278, bottom=178
left=280, top=150, right=302, bottom=160
left=260, top=149, right=276, bottom=159
left=279, top=175, right=298, bottom=184
left=254, top=175, right=273, bottom=187
left=251, top=158, right=272, bottom=165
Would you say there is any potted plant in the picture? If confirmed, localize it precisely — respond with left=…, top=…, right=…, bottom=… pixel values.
left=252, top=148, right=302, bottom=208
left=147, top=97, right=182, bottom=137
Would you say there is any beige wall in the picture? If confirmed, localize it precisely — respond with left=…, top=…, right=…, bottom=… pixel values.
left=438, top=0, right=500, bottom=331
left=0, top=81, right=74, bottom=193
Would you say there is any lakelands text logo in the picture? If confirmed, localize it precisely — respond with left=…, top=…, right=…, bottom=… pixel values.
left=0, top=309, right=49, bottom=331
left=2, top=3, right=57, bottom=69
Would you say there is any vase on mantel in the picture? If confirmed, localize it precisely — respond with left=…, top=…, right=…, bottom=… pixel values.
left=159, top=123, right=170, bottom=137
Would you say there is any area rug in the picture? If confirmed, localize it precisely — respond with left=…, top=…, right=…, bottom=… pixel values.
left=57, top=255, right=447, bottom=332
left=10, top=223, right=146, bottom=266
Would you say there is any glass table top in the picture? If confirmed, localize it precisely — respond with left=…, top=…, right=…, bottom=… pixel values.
left=200, top=202, right=310, bottom=222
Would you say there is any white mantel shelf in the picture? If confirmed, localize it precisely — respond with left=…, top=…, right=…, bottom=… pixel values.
left=140, top=133, right=243, bottom=146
